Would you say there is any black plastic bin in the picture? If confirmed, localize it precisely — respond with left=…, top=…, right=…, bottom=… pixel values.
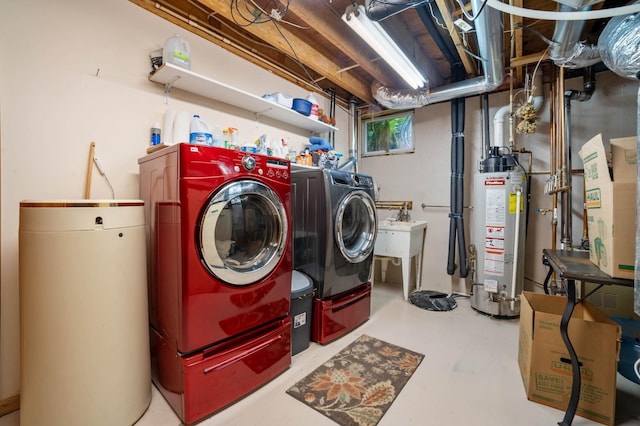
left=291, top=270, right=314, bottom=355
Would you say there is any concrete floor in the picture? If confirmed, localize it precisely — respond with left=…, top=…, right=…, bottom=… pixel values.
left=3, top=281, right=638, bottom=425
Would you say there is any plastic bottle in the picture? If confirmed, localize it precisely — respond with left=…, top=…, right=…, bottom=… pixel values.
left=306, top=93, right=319, bottom=118
left=150, top=123, right=161, bottom=146
left=190, top=115, right=213, bottom=146
left=222, top=129, right=229, bottom=149
left=211, top=126, right=224, bottom=147
left=163, top=34, right=191, bottom=70
left=229, top=128, right=239, bottom=147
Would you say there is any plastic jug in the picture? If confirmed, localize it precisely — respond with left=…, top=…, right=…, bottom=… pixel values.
left=163, top=34, right=191, bottom=70
left=306, top=93, right=319, bottom=118
left=190, top=115, right=213, bottom=146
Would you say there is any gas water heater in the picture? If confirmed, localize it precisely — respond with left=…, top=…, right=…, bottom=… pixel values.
left=471, top=148, right=527, bottom=317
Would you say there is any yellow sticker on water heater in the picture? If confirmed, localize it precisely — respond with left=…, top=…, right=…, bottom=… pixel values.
left=509, top=192, right=524, bottom=214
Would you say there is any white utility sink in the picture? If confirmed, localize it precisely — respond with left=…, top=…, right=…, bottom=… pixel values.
left=377, top=219, right=427, bottom=231
left=374, top=219, right=427, bottom=300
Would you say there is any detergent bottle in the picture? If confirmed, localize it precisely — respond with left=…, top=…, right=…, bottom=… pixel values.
left=189, top=115, right=213, bottom=145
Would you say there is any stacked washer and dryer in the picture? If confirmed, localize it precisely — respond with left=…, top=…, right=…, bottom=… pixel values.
left=138, top=144, right=293, bottom=425
left=291, top=168, right=378, bottom=344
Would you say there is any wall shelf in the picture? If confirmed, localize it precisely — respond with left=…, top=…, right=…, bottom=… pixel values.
left=149, top=63, right=338, bottom=134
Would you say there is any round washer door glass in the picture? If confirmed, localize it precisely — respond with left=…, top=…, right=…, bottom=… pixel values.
left=199, top=180, right=288, bottom=285
left=335, top=190, right=377, bottom=263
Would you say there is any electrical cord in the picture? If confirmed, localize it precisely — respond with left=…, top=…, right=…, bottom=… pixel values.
left=93, top=157, right=115, bottom=200
left=455, top=0, right=490, bottom=22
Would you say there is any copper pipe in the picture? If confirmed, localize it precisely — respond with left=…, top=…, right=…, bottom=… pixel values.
left=550, top=66, right=557, bottom=251
left=582, top=177, right=589, bottom=243
left=558, top=65, right=567, bottom=188
left=375, top=201, right=413, bottom=210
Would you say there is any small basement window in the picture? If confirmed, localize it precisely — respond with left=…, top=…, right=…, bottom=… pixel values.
left=361, top=110, right=415, bottom=156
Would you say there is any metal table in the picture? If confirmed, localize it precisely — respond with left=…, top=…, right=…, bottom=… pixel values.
left=541, top=249, right=634, bottom=426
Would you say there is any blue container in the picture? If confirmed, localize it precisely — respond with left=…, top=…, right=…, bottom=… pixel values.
left=292, top=98, right=312, bottom=116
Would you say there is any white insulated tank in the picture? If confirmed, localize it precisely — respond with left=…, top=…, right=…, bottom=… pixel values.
left=19, top=200, right=151, bottom=426
left=471, top=168, right=527, bottom=317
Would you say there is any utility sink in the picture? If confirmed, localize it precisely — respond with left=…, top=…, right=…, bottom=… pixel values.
left=377, top=219, right=427, bottom=231
left=374, top=219, right=428, bottom=300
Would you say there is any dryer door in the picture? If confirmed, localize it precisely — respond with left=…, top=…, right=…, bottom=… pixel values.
left=198, top=180, right=288, bottom=285
left=335, top=190, right=377, bottom=263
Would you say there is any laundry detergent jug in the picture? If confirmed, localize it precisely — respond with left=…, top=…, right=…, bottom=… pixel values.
left=163, top=34, right=191, bottom=70
left=190, top=115, right=213, bottom=146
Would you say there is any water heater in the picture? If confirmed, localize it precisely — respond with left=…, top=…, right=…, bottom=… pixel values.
left=471, top=149, right=527, bottom=317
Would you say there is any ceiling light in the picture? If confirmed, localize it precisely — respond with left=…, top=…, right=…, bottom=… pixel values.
left=342, top=5, right=427, bottom=90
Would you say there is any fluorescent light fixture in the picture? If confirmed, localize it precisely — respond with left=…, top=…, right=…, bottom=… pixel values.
left=342, top=4, right=427, bottom=89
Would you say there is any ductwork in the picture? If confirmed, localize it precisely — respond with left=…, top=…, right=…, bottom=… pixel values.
left=598, top=2, right=640, bottom=80
left=550, top=4, right=602, bottom=69
left=373, top=0, right=504, bottom=109
left=364, top=0, right=425, bottom=21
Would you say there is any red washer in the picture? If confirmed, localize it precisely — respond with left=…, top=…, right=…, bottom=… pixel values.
left=139, top=144, right=292, bottom=424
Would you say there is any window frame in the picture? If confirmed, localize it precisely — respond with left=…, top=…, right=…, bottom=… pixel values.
left=360, top=110, right=415, bottom=157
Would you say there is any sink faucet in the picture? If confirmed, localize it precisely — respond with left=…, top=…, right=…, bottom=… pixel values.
left=397, top=202, right=411, bottom=222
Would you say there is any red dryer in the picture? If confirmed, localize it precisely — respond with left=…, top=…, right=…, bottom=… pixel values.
left=139, top=144, right=292, bottom=424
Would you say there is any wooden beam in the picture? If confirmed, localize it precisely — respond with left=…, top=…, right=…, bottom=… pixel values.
left=130, top=0, right=375, bottom=104
left=0, top=395, right=19, bottom=417
left=434, top=0, right=477, bottom=75
left=513, top=0, right=524, bottom=85
left=511, top=50, right=549, bottom=68
left=197, top=0, right=375, bottom=104
left=284, top=4, right=398, bottom=88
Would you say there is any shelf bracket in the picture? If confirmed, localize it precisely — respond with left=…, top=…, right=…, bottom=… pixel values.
left=163, top=75, right=182, bottom=105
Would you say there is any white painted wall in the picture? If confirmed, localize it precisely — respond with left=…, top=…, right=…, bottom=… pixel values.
left=0, top=0, right=348, bottom=399
left=362, top=72, right=637, bottom=295
left=1, top=0, right=637, bottom=402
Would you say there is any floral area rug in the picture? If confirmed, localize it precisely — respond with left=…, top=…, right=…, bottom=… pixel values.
left=286, top=334, right=424, bottom=426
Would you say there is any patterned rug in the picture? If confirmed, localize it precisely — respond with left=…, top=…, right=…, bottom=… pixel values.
left=286, top=334, right=424, bottom=426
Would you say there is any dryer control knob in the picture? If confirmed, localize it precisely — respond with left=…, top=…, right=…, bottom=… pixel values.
left=242, top=155, right=256, bottom=171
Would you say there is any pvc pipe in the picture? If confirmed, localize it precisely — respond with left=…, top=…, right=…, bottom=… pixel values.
left=493, top=105, right=511, bottom=148
left=485, top=0, right=640, bottom=20
left=511, top=188, right=522, bottom=310
left=492, top=95, right=542, bottom=149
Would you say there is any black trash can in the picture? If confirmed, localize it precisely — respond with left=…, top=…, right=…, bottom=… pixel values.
left=291, top=270, right=314, bottom=355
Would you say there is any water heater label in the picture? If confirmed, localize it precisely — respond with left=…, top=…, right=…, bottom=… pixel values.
left=485, top=187, right=506, bottom=225
left=509, top=192, right=524, bottom=214
left=484, top=279, right=498, bottom=293
left=484, top=249, right=505, bottom=276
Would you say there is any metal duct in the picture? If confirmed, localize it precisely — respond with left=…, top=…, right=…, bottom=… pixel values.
left=338, top=99, right=359, bottom=172
left=598, top=3, right=640, bottom=80
left=373, top=0, right=504, bottom=109
left=364, top=0, right=426, bottom=21
left=550, top=4, right=602, bottom=69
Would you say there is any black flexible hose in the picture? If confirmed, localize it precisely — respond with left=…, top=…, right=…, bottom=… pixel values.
left=456, top=96, right=469, bottom=277
left=447, top=100, right=459, bottom=275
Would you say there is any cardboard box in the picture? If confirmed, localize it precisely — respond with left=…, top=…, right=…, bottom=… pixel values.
left=584, top=282, right=640, bottom=321
left=518, top=291, right=621, bottom=425
left=578, top=134, right=637, bottom=279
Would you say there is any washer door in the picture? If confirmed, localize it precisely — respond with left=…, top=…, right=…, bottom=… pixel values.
left=335, top=190, right=377, bottom=263
left=199, top=180, right=288, bottom=285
